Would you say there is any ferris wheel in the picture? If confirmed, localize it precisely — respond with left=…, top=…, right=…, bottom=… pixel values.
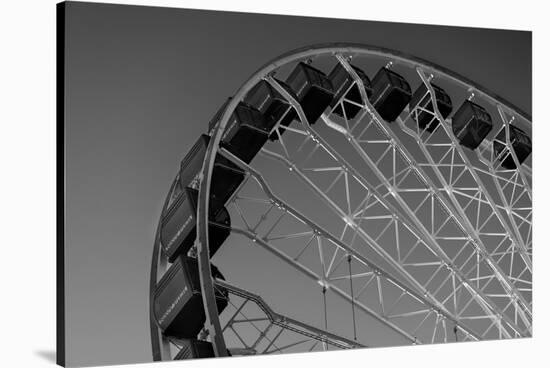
left=149, top=43, right=532, bottom=360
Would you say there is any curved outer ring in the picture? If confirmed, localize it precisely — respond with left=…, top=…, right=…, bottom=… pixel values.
left=151, top=42, right=532, bottom=360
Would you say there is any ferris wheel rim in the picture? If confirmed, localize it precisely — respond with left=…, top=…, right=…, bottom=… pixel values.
left=152, top=42, right=532, bottom=360
left=243, top=42, right=531, bottom=123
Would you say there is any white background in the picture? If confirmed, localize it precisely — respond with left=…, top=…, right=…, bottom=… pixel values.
left=0, top=0, right=548, bottom=367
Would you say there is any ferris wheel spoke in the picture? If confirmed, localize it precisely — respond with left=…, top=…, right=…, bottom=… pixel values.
left=325, top=57, right=531, bottom=330
left=410, top=69, right=531, bottom=274
left=260, top=141, right=522, bottom=338
left=259, top=326, right=284, bottom=354
left=266, top=127, right=531, bottom=339
left=452, top=263, right=529, bottom=337
left=260, top=145, right=446, bottom=300
left=473, top=115, right=532, bottom=252
left=241, top=226, right=441, bottom=343
left=265, top=337, right=312, bottom=354
left=223, top=151, right=484, bottom=342
left=412, top=95, right=532, bottom=304
left=329, top=271, right=374, bottom=282
left=222, top=299, right=249, bottom=332
left=312, top=124, right=530, bottom=338
left=495, top=106, right=532, bottom=195
left=224, top=296, right=281, bottom=352
left=479, top=164, right=532, bottom=248
left=218, top=279, right=362, bottom=351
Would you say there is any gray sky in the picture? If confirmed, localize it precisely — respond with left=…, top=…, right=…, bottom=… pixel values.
left=63, top=2, right=531, bottom=366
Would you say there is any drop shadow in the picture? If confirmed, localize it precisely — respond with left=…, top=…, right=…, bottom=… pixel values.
left=35, top=350, right=56, bottom=364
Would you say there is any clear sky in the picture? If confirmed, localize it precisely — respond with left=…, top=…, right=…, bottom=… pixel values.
left=63, top=2, right=531, bottom=366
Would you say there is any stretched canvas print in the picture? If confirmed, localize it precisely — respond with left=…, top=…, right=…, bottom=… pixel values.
left=57, top=1, right=532, bottom=367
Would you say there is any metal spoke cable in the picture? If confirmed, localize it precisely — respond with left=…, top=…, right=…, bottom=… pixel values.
left=348, top=254, right=358, bottom=341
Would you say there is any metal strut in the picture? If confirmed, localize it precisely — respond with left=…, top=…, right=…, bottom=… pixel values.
left=266, top=75, right=513, bottom=338
left=348, top=254, right=358, bottom=341
left=221, top=147, right=481, bottom=342
left=322, top=285, right=328, bottom=350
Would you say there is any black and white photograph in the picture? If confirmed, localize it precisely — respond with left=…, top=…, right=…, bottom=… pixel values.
left=2, top=1, right=549, bottom=368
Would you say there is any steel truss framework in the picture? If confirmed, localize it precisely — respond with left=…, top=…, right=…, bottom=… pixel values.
left=150, top=43, right=532, bottom=360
